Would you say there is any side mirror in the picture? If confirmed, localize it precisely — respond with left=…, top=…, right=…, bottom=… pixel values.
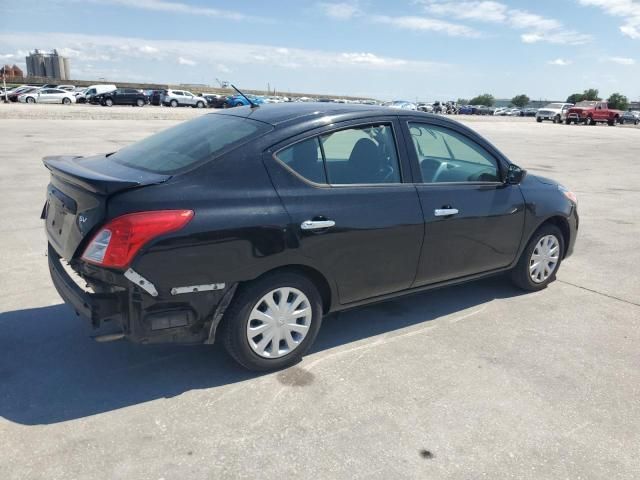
left=505, top=164, right=527, bottom=184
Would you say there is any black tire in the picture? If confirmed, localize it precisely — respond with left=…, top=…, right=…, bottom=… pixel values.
left=105, top=98, right=113, bottom=107
left=195, top=101, right=205, bottom=108
left=170, top=99, right=178, bottom=107
left=619, top=119, right=625, bottom=125
left=511, top=224, right=564, bottom=292
left=536, top=117, right=543, bottom=123
left=608, top=118, right=616, bottom=126
left=221, top=271, right=323, bottom=371
left=136, top=98, right=144, bottom=107
left=26, top=97, right=35, bottom=104
left=565, top=118, right=571, bottom=125
left=62, top=97, right=71, bottom=105
left=553, top=115, right=561, bottom=124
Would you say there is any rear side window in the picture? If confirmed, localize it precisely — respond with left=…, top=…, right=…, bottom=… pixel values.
left=275, top=123, right=401, bottom=185
left=111, top=114, right=272, bottom=174
left=277, top=138, right=326, bottom=183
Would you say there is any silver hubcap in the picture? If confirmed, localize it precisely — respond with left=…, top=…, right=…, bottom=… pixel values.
left=529, top=235, right=560, bottom=283
left=247, top=287, right=312, bottom=359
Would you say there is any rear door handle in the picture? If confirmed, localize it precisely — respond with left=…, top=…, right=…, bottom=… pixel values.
left=434, top=208, right=459, bottom=217
left=301, top=220, right=336, bottom=230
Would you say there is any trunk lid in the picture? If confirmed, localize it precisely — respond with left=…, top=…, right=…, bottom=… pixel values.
left=43, top=155, right=170, bottom=260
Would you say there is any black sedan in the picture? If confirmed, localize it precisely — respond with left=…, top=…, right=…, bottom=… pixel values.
left=90, top=88, right=148, bottom=107
left=43, top=103, right=578, bottom=370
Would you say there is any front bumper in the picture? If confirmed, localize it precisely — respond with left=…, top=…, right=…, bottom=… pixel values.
left=48, top=244, right=229, bottom=344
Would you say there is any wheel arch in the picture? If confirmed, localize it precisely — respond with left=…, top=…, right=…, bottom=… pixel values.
left=534, top=215, right=571, bottom=258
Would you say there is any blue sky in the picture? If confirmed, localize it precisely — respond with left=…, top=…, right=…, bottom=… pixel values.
left=1, top=0, right=639, bottom=101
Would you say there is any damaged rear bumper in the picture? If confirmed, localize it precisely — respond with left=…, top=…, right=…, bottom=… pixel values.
left=48, top=244, right=234, bottom=345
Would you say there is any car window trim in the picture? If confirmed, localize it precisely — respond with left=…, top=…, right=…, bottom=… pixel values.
left=271, top=118, right=409, bottom=188
left=402, top=118, right=509, bottom=185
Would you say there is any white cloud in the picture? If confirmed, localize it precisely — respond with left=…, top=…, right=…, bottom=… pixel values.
left=419, top=0, right=591, bottom=45
left=318, top=2, right=360, bottom=20
left=371, top=15, right=482, bottom=37
left=177, top=57, right=196, bottom=66
left=577, top=0, right=640, bottom=39
left=0, top=31, right=448, bottom=77
left=608, top=56, right=636, bottom=65
left=548, top=58, right=572, bottom=66
left=92, top=0, right=265, bottom=22
left=423, top=1, right=508, bottom=22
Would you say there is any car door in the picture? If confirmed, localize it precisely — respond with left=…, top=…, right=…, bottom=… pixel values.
left=40, top=89, right=57, bottom=103
left=183, top=91, right=196, bottom=105
left=264, top=119, right=424, bottom=305
left=403, top=120, right=525, bottom=286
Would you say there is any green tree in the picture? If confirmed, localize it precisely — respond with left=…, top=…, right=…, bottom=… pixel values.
left=607, top=92, right=629, bottom=110
left=457, top=98, right=469, bottom=105
left=469, top=93, right=495, bottom=106
left=582, top=88, right=600, bottom=101
left=567, top=93, right=584, bottom=104
left=511, top=94, right=530, bottom=108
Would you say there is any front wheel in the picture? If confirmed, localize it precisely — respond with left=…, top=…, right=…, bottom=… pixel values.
left=221, top=272, right=323, bottom=371
left=136, top=98, right=144, bottom=107
left=195, top=101, right=205, bottom=108
left=553, top=115, right=561, bottom=124
left=170, top=99, right=178, bottom=107
left=536, top=117, right=543, bottom=123
left=26, top=97, right=36, bottom=104
left=511, top=224, right=564, bottom=291
left=105, top=98, right=113, bottom=107
left=62, top=97, right=71, bottom=105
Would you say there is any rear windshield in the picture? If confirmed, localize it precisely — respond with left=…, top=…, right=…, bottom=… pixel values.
left=110, top=114, right=271, bottom=174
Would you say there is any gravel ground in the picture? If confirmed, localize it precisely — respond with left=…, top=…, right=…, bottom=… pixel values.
left=0, top=105, right=639, bottom=479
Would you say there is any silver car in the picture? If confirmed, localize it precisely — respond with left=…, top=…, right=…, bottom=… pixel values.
left=161, top=89, right=207, bottom=108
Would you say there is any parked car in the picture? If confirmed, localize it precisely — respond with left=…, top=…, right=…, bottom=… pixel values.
left=536, top=103, right=573, bottom=124
left=225, top=93, right=265, bottom=108
left=619, top=111, right=640, bottom=125
left=80, top=85, right=117, bottom=104
left=383, top=100, right=417, bottom=110
left=417, top=103, right=434, bottom=113
left=91, top=88, right=147, bottom=107
left=57, top=85, right=76, bottom=92
left=43, top=103, right=578, bottom=371
left=19, top=88, right=76, bottom=104
left=7, top=86, right=40, bottom=102
left=149, top=90, right=166, bottom=106
left=504, top=108, right=522, bottom=116
left=200, top=93, right=228, bottom=108
left=458, top=105, right=473, bottom=115
left=162, top=89, right=207, bottom=108
left=565, top=101, right=622, bottom=125
left=521, top=108, right=538, bottom=117
left=493, top=107, right=508, bottom=116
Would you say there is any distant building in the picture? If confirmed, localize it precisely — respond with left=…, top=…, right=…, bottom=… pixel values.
left=25, top=49, right=70, bottom=80
left=0, top=64, right=23, bottom=78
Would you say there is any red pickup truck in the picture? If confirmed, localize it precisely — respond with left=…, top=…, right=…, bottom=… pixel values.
left=565, top=101, right=622, bottom=126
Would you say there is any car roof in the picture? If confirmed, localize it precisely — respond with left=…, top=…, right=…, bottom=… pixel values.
left=211, top=102, right=440, bottom=127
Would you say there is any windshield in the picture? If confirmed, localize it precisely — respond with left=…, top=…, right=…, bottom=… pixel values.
left=546, top=103, right=565, bottom=108
left=576, top=101, right=597, bottom=107
left=110, top=114, right=272, bottom=174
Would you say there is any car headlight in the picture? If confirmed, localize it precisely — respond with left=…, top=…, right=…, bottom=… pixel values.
left=558, top=185, right=577, bottom=204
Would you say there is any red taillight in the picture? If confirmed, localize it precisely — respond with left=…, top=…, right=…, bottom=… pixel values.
left=81, top=210, right=193, bottom=269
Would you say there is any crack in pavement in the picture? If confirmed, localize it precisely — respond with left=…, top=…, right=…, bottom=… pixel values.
left=558, top=280, right=640, bottom=308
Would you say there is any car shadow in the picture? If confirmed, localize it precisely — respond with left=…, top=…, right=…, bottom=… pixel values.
left=0, top=276, right=524, bottom=425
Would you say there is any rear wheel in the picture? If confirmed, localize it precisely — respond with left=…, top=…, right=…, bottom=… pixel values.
left=170, top=99, right=178, bottom=107
left=511, top=224, right=564, bottom=291
left=62, top=97, right=71, bottom=105
left=26, top=96, right=36, bottom=104
left=221, top=271, right=323, bottom=371
left=536, top=117, right=543, bottom=123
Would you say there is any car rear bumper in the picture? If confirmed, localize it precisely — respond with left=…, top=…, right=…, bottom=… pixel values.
left=48, top=243, right=231, bottom=345
left=48, top=244, right=124, bottom=327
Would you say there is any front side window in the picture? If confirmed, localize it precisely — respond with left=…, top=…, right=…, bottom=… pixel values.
left=408, top=123, right=500, bottom=183
left=276, top=123, right=401, bottom=185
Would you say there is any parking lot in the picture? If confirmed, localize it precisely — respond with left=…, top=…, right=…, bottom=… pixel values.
left=1, top=103, right=639, bottom=479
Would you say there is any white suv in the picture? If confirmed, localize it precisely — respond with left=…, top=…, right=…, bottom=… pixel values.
left=161, top=89, right=207, bottom=108
left=536, top=103, right=573, bottom=124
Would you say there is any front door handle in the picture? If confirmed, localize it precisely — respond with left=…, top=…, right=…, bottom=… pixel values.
left=301, top=219, right=336, bottom=230
left=434, top=208, right=459, bottom=217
